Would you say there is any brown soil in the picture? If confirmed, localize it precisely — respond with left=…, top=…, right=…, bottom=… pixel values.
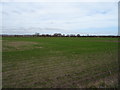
left=82, top=40, right=119, bottom=42
left=2, top=41, right=42, bottom=51
left=6, top=41, right=38, bottom=47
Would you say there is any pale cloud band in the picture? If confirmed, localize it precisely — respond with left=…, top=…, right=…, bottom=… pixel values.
left=0, top=1, right=118, bottom=35
left=1, top=0, right=119, bottom=2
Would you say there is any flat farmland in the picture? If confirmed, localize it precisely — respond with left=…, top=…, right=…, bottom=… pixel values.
left=2, top=37, right=119, bottom=88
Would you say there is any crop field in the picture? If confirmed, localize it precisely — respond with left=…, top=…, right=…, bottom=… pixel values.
left=2, top=37, right=119, bottom=88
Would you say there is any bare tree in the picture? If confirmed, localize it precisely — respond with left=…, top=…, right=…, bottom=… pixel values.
left=35, top=32, right=39, bottom=37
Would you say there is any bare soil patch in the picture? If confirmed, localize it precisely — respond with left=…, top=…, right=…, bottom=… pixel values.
left=3, top=41, right=42, bottom=51
left=82, top=40, right=119, bottom=42
left=7, top=41, right=37, bottom=47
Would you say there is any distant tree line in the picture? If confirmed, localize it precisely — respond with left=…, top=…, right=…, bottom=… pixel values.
left=1, top=33, right=120, bottom=38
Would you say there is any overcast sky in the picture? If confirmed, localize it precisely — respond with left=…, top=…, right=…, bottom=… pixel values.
left=1, top=1, right=118, bottom=35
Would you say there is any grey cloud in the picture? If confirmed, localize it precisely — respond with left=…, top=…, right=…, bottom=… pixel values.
left=2, top=27, right=64, bottom=32
left=2, top=11, right=9, bottom=15
left=12, top=10, right=22, bottom=14
left=44, top=28, right=63, bottom=30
